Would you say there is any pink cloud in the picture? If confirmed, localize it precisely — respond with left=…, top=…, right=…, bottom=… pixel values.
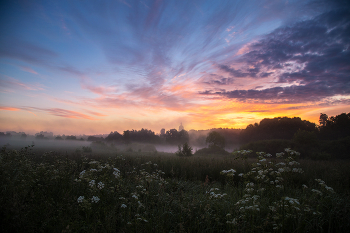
left=20, top=66, right=38, bottom=74
left=0, top=76, right=45, bottom=91
left=20, top=106, right=99, bottom=120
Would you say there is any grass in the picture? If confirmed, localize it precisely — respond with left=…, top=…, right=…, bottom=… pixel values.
left=1, top=145, right=350, bottom=232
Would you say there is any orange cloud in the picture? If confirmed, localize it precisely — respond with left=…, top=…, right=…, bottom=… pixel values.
left=0, top=106, right=20, bottom=111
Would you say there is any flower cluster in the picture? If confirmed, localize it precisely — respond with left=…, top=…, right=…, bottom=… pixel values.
left=206, top=188, right=227, bottom=199
left=91, top=196, right=100, bottom=203
left=220, top=169, right=236, bottom=176
left=113, top=168, right=120, bottom=178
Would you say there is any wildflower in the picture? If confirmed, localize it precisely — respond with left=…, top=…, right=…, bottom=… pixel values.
left=238, top=173, right=244, bottom=177
left=226, top=218, right=237, bottom=225
left=77, top=196, right=84, bottom=203
left=278, top=168, right=284, bottom=173
left=285, top=148, right=292, bottom=153
left=276, top=162, right=286, bottom=166
left=315, top=179, right=325, bottom=184
left=132, top=194, right=138, bottom=199
left=90, top=168, right=97, bottom=172
left=91, top=196, right=100, bottom=203
left=89, top=180, right=95, bottom=188
left=325, top=186, right=335, bottom=193
left=276, top=152, right=284, bottom=158
left=121, top=204, right=127, bottom=208
left=302, top=184, right=308, bottom=189
left=138, top=201, right=144, bottom=207
left=79, top=170, right=86, bottom=178
left=97, top=181, right=104, bottom=190
left=311, top=189, right=323, bottom=196
left=259, top=158, right=266, bottom=162
left=113, top=168, right=120, bottom=178
left=289, top=161, right=300, bottom=166
left=221, top=169, right=236, bottom=176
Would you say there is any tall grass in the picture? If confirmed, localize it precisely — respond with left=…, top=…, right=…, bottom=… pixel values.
left=1, top=145, right=349, bottom=232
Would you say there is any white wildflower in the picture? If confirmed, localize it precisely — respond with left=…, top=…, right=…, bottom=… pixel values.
left=97, top=181, right=104, bottom=190
left=77, top=196, right=84, bottom=203
left=311, top=189, right=323, bottom=196
left=89, top=180, right=95, bottom=188
left=79, top=170, right=86, bottom=178
left=121, top=204, right=127, bottom=208
left=91, top=196, right=100, bottom=203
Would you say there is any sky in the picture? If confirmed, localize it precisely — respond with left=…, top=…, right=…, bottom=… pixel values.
left=0, top=0, right=349, bottom=135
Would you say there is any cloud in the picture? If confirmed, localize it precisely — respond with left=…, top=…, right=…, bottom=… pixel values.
left=0, top=106, right=20, bottom=111
left=218, top=64, right=259, bottom=78
left=203, top=7, right=350, bottom=103
left=0, top=39, right=57, bottom=65
left=0, top=75, right=45, bottom=92
left=24, top=107, right=98, bottom=120
left=20, top=66, right=38, bottom=74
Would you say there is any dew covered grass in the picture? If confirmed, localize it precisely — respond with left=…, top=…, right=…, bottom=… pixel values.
left=1, top=145, right=350, bottom=232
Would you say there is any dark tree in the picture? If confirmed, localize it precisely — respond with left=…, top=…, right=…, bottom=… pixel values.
left=319, top=113, right=329, bottom=127
left=123, top=130, right=130, bottom=145
left=105, top=131, right=123, bottom=142
left=87, top=136, right=104, bottom=142
left=319, top=112, right=350, bottom=140
left=240, top=117, right=317, bottom=143
left=175, top=142, right=193, bottom=157
left=65, top=135, right=77, bottom=140
left=165, top=129, right=189, bottom=145
left=206, top=131, right=225, bottom=149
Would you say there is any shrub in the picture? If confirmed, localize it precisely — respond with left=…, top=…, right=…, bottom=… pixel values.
left=175, top=142, right=193, bottom=157
left=194, top=146, right=230, bottom=156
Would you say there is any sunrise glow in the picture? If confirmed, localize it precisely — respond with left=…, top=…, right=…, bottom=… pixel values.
left=1, top=0, right=349, bottom=135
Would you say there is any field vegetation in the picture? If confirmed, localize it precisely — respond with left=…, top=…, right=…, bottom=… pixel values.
left=1, top=144, right=349, bottom=232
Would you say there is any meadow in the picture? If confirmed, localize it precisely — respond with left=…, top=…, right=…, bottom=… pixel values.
left=1, top=144, right=350, bottom=232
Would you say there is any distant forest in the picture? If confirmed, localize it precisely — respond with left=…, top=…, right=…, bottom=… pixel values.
left=1, top=112, right=350, bottom=159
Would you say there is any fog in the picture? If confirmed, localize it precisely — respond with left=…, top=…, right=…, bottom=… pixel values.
left=0, top=137, right=239, bottom=155
left=0, top=137, right=91, bottom=152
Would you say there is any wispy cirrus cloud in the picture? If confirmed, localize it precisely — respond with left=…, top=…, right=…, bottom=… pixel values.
left=1, top=105, right=106, bottom=120
left=20, top=66, right=38, bottom=74
left=0, top=75, right=45, bottom=92
left=21, top=107, right=99, bottom=120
